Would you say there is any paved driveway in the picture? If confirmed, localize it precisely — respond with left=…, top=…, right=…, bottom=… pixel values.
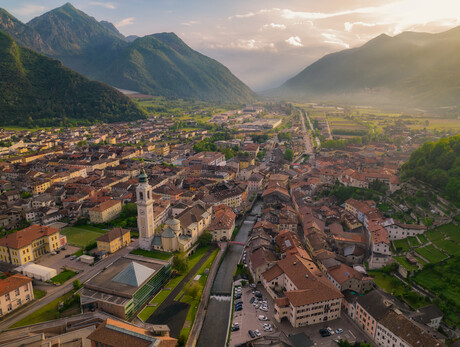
left=35, top=246, right=89, bottom=273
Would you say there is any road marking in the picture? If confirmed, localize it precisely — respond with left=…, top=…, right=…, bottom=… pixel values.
left=349, top=330, right=355, bottom=338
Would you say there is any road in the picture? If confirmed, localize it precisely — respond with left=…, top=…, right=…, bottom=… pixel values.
left=298, top=110, right=314, bottom=156
left=0, top=239, right=139, bottom=331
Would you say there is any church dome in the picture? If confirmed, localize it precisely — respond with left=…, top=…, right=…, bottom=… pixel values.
left=165, top=218, right=180, bottom=226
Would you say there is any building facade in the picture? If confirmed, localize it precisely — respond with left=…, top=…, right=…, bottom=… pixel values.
left=0, top=274, right=34, bottom=316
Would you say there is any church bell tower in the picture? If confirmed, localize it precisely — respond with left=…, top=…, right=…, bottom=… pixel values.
left=136, top=169, right=155, bottom=250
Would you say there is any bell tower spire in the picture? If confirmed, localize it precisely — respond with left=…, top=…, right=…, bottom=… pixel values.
left=136, top=168, right=155, bottom=250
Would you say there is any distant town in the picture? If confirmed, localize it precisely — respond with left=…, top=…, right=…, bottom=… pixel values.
left=0, top=102, right=457, bottom=347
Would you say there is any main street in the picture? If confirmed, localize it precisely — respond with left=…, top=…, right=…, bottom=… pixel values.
left=0, top=239, right=139, bottom=331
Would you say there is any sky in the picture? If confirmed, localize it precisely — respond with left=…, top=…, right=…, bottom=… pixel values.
left=1, top=0, right=460, bottom=91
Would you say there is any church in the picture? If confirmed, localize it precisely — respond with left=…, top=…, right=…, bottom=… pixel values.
left=136, top=169, right=212, bottom=253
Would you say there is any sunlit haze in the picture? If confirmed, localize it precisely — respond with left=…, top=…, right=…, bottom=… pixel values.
left=3, top=0, right=460, bottom=90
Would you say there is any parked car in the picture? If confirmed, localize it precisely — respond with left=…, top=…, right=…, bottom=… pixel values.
left=260, top=307, right=268, bottom=312
left=258, top=315, right=268, bottom=321
left=248, top=330, right=255, bottom=338
left=65, top=254, right=71, bottom=258
left=235, top=300, right=243, bottom=305
left=327, top=327, right=334, bottom=335
left=231, top=325, right=240, bottom=331
left=234, top=294, right=242, bottom=300
left=250, top=283, right=256, bottom=288
left=335, top=328, right=343, bottom=334
left=254, top=329, right=261, bottom=337
left=320, top=331, right=331, bottom=337
left=250, top=297, right=255, bottom=304
left=235, top=306, right=243, bottom=311
left=254, top=304, right=260, bottom=309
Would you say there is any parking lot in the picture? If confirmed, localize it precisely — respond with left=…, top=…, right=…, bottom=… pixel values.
left=229, top=283, right=371, bottom=347
left=35, top=245, right=91, bottom=273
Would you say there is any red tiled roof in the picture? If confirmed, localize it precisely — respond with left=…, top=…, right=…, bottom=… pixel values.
left=0, top=274, right=32, bottom=296
left=0, top=224, right=59, bottom=249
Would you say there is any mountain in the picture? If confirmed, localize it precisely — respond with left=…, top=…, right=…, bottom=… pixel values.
left=94, top=32, right=256, bottom=102
left=277, top=27, right=460, bottom=108
left=27, top=2, right=128, bottom=77
left=0, top=31, right=146, bottom=127
left=0, top=3, right=255, bottom=103
left=0, top=8, right=52, bottom=54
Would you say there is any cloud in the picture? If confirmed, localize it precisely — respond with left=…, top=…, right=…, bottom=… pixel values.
left=285, top=36, right=303, bottom=47
left=230, top=39, right=275, bottom=51
left=115, top=17, right=135, bottom=28
left=182, top=21, right=200, bottom=26
left=88, top=2, right=116, bottom=10
left=12, top=4, right=45, bottom=17
left=321, top=33, right=350, bottom=48
left=261, top=23, right=286, bottom=30
left=344, top=21, right=379, bottom=32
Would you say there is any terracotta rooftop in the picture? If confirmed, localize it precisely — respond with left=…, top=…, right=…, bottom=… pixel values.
left=0, top=274, right=32, bottom=296
left=97, top=228, right=130, bottom=243
left=0, top=224, right=59, bottom=249
left=90, top=199, right=121, bottom=213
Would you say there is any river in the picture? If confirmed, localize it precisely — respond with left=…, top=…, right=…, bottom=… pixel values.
left=196, top=201, right=262, bottom=347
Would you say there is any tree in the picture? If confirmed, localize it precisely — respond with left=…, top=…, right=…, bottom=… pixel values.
left=184, top=281, right=202, bottom=300
left=284, top=149, right=294, bottom=162
left=198, top=231, right=213, bottom=246
left=173, top=253, right=189, bottom=273
left=73, top=279, right=82, bottom=290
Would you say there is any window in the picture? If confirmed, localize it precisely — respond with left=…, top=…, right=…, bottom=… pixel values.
left=15, top=288, right=20, bottom=296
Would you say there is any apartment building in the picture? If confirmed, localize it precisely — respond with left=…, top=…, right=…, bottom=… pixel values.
left=96, top=228, right=131, bottom=254
left=89, top=200, right=122, bottom=224
left=0, top=274, right=34, bottom=316
left=262, top=254, right=343, bottom=328
left=0, top=224, right=63, bottom=265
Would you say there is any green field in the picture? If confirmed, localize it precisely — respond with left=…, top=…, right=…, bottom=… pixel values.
left=417, top=234, right=428, bottom=244
left=407, top=236, right=420, bottom=247
left=426, top=229, right=445, bottom=242
left=414, top=257, right=460, bottom=326
left=130, top=249, right=172, bottom=261
left=10, top=290, right=77, bottom=328
left=394, top=256, right=418, bottom=271
left=393, top=238, right=410, bottom=252
left=432, top=240, right=460, bottom=256
left=50, top=269, right=77, bottom=285
left=61, top=226, right=107, bottom=247
left=138, top=245, right=213, bottom=322
left=415, top=245, right=448, bottom=263
left=368, top=271, right=406, bottom=295
left=440, top=223, right=460, bottom=243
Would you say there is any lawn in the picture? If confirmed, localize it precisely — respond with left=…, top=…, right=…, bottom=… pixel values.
left=415, top=245, right=448, bottom=263
left=407, top=237, right=420, bottom=247
left=417, top=234, right=429, bottom=244
left=10, top=290, right=76, bottom=328
left=440, top=223, right=460, bottom=243
left=393, top=239, right=410, bottom=252
left=432, top=240, right=460, bottom=256
left=61, top=226, right=106, bottom=247
left=137, top=245, right=212, bottom=322
left=50, top=269, right=77, bottom=285
left=33, top=289, right=46, bottom=300
left=368, top=271, right=406, bottom=295
left=177, top=248, right=219, bottom=343
left=426, top=229, right=445, bottom=242
left=394, top=256, right=418, bottom=271
left=130, top=249, right=172, bottom=261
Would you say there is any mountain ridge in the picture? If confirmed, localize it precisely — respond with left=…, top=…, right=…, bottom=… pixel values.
left=0, top=3, right=256, bottom=103
left=0, top=30, right=146, bottom=127
left=276, top=26, right=460, bottom=108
